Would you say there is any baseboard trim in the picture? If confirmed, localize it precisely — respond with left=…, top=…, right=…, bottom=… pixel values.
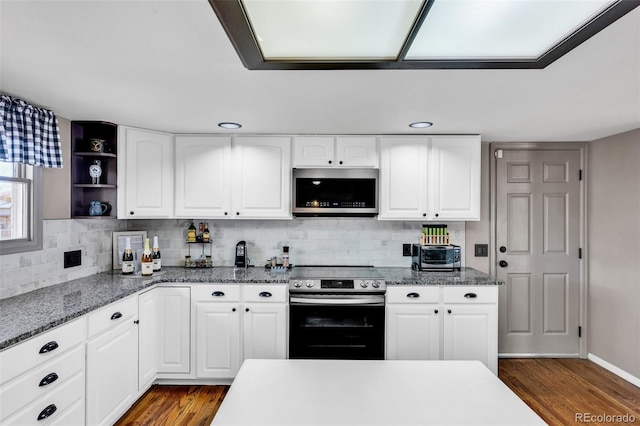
left=588, top=353, right=640, bottom=387
left=499, top=353, right=580, bottom=358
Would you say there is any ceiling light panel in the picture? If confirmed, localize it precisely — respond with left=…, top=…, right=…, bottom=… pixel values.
left=241, top=0, right=424, bottom=60
left=406, top=0, right=616, bottom=60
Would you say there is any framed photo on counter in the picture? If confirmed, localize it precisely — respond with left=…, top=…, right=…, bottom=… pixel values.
left=112, top=231, right=147, bottom=270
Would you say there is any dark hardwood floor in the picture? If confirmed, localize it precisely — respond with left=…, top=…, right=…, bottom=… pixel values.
left=116, top=359, right=640, bottom=425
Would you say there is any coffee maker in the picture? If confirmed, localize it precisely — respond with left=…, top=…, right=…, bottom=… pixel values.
left=235, top=241, right=247, bottom=268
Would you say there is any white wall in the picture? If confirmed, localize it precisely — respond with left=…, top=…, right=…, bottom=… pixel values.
left=588, top=128, right=640, bottom=379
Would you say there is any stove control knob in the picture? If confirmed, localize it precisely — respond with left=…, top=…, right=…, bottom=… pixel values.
left=372, top=280, right=380, bottom=288
left=293, top=280, right=302, bottom=288
left=306, top=280, right=315, bottom=288
left=360, top=281, right=369, bottom=288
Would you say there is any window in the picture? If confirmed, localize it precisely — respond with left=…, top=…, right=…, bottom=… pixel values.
left=0, top=161, right=42, bottom=254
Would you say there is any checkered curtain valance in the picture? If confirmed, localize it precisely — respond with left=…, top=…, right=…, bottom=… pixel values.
left=0, top=94, right=63, bottom=168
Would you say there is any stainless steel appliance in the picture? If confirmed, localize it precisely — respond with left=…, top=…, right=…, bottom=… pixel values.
left=289, top=266, right=386, bottom=360
left=412, top=244, right=461, bottom=271
left=292, top=168, right=378, bottom=217
left=235, top=241, right=247, bottom=267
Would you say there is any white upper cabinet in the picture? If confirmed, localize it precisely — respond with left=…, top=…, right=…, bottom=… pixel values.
left=118, top=126, right=174, bottom=218
left=232, top=136, right=292, bottom=219
left=293, top=136, right=377, bottom=168
left=174, top=135, right=233, bottom=218
left=429, top=136, right=481, bottom=220
left=379, top=137, right=430, bottom=220
left=379, top=135, right=480, bottom=221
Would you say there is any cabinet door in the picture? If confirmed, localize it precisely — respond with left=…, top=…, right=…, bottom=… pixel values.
left=232, top=136, right=292, bottom=219
left=138, top=289, right=157, bottom=392
left=175, top=135, right=232, bottom=218
left=379, top=137, right=429, bottom=220
left=243, top=303, right=287, bottom=360
left=428, top=136, right=481, bottom=220
left=336, top=136, right=378, bottom=167
left=86, top=321, right=138, bottom=426
left=443, top=304, right=498, bottom=374
left=196, top=303, right=240, bottom=378
left=386, top=304, right=440, bottom=360
left=292, top=136, right=335, bottom=167
left=118, top=126, right=174, bottom=218
left=157, top=287, right=191, bottom=374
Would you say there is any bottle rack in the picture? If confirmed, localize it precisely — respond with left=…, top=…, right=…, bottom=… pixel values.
left=420, top=224, right=450, bottom=246
left=184, top=241, right=213, bottom=268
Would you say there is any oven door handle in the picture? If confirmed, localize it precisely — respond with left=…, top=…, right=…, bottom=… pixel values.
left=290, top=296, right=384, bottom=305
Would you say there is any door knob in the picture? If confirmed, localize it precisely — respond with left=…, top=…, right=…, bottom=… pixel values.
left=499, top=246, right=507, bottom=253
left=499, top=260, right=509, bottom=268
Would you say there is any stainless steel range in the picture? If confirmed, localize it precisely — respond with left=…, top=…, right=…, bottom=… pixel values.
left=288, top=266, right=386, bottom=360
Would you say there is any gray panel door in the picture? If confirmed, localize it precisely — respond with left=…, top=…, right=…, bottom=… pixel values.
left=496, top=149, right=581, bottom=355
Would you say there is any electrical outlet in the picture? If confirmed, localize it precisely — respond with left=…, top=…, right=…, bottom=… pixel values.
left=474, top=244, right=489, bottom=257
left=64, top=250, right=81, bottom=268
left=402, top=244, right=412, bottom=257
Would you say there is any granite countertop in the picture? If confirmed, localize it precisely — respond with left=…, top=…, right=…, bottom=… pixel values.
left=0, top=266, right=501, bottom=351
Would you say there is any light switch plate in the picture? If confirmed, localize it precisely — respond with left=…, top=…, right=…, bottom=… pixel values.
left=474, top=244, right=489, bottom=257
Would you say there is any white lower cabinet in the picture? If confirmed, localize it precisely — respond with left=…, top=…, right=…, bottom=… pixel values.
left=386, top=286, right=498, bottom=375
left=157, top=286, right=192, bottom=375
left=138, top=289, right=158, bottom=392
left=86, top=295, right=138, bottom=426
left=195, top=284, right=287, bottom=380
left=0, top=319, right=86, bottom=426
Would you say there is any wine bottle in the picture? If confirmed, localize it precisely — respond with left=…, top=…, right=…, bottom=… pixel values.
left=141, top=237, right=153, bottom=276
left=122, top=237, right=134, bottom=275
left=203, top=222, right=210, bottom=242
left=152, top=236, right=161, bottom=272
left=187, top=222, right=196, bottom=242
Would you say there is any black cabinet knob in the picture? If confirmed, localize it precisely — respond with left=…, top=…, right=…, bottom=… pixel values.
left=339, top=161, right=343, bottom=165
left=447, top=309, right=452, bottom=314
left=435, top=213, right=439, bottom=218
left=434, top=309, right=439, bottom=314
left=39, top=341, right=59, bottom=354
left=422, top=213, right=427, bottom=217
left=37, top=404, right=57, bottom=421
left=245, top=308, right=249, bottom=312
left=39, top=372, right=59, bottom=387
left=134, top=320, right=139, bottom=325
left=499, top=260, right=509, bottom=268
left=224, top=212, right=228, bottom=215
left=129, top=211, right=134, bottom=215
left=328, top=160, right=332, bottom=164
left=232, top=308, right=236, bottom=312
left=236, top=212, right=240, bottom=216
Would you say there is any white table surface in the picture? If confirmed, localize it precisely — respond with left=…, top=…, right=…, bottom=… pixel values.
left=212, top=359, right=546, bottom=426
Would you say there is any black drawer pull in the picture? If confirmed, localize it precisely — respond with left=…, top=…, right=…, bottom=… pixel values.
left=464, top=293, right=478, bottom=299
left=259, top=291, right=272, bottom=298
left=111, top=312, right=123, bottom=320
left=406, top=292, right=420, bottom=298
left=37, top=404, right=57, bottom=421
left=447, top=309, right=452, bottom=314
left=39, top=341, right=59, bottom=354
left=434, top=309, right=439, bottom=314
left=212, top=291, right=225, bottom=297
left=39, top=372, right=59, bottom=387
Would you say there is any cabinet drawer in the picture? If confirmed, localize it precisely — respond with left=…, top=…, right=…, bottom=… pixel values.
left=242, top=285, right=287, bottom=303
left=2, top=368, right=84, bottom=426
left=386, top=286, right=440, bottom=304
left=0, top=344, right=84, bottom=422
left=443, top=286, right=498, bottom=304
left=0, top=318, right=85, bottom=384
left=195, top=284, right=240, bottom=302
left=87, top=294, right=137, bottom=338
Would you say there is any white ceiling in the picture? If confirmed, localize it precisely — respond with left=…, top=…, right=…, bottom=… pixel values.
left=1, top=0, right=639, bottom=142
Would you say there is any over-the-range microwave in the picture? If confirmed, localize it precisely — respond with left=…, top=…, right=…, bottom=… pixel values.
left=292, top=168, right=379, bottom=217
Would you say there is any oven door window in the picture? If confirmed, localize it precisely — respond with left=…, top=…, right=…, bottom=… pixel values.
left=289, top=304, right=384, bottom=360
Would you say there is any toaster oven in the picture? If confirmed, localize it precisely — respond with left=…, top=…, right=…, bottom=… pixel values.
left=412, top=244, right=461, bottom=271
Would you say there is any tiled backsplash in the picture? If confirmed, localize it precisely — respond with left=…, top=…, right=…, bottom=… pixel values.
left=129, top=219, right=465, bottom=269
left=0, top=218, right=464, bottom=299
left=0, top=219, right=126, bottom=299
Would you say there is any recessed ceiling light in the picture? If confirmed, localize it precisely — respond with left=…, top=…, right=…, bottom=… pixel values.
left=409, top=121, right=433, bottom=128
left=218, top=122, right=242, bottom=129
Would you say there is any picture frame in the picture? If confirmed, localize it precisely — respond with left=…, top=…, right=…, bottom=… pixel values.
left=112, top=231, right=147, bottom=270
